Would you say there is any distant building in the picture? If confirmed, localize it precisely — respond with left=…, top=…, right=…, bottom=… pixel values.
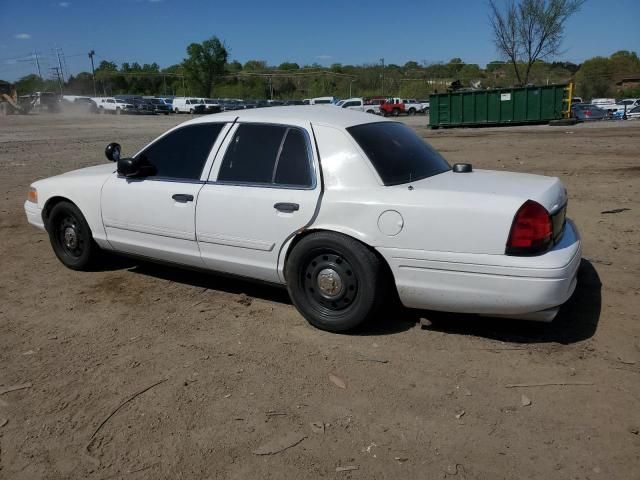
left=616, top=74, right=640, bottom=90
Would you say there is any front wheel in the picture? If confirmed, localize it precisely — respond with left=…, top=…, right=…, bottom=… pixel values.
left=285, top=232, right=389, bottom=332
left=392, top=108, right=400, bottom=117
left=408, top=108, right=416, bottom=116
left=47, top=201, right=100, bottom=271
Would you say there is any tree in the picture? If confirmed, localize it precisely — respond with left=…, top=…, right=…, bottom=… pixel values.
left=488, top=0, right=584, bottom=85
left=183, top=36, right=228, bottom=97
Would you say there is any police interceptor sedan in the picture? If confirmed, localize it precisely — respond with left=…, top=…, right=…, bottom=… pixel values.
left=25, top=106, right=581, bottom=332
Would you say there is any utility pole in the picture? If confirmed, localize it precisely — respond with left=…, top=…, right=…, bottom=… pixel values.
left=51, top=67, right=63, bottom=94
left=55, top=48, right=65, bottom=85
left=380, top=57, right=385, bottom=96
left=33, top=51, right=42, bottom=78
left=88, top=50, right=97, bottom=97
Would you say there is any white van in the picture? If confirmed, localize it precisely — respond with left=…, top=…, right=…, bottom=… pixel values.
left=309, top=96, right=336, bottom=105
left=172, top=97, right=205, bottom=114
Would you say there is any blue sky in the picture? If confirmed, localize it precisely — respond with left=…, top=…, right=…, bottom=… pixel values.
left=1, top=0, right=638, bottom=81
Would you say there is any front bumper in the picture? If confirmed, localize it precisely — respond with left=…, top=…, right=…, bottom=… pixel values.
left=24, top=201, right=45, bottom=230
left=378, top=220, right=582, bottom=321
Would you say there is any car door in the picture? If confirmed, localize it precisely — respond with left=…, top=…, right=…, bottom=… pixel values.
left=196, top=122, right=321, bottom=283
left=101, top=122, right=228, bottom=267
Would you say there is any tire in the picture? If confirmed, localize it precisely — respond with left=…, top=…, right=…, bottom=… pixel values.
left=174, top=108, right=179, bottom=114
left=47, top=201, right=100, bottom=271
left=285, top=231, right=389, bottom=332
left=392, top=108, right=400, bottom=117
left=189, top=108, right=194, bottom=114
left=408, top=108, right=416, bottom=116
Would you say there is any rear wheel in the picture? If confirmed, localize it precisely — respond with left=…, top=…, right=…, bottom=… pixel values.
left=408, top=108, right=416, bottom=116
left=47, top=201, right=100, bottom=271
left=392, top=108, right=400, bottom=116
left=174, top=108, right=179, bottom=114
left=189, top=108, right=194, bottom=114
left=285, top=232, right=389, bottom=332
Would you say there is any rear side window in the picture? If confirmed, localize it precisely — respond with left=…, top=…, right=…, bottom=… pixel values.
left=274, top=129, right=313, bottom=187
left=347, top=122, right=450, bottom=186
left=218, top=124, right=313, bottom=188
left=137, top=123, right=224, bottom=180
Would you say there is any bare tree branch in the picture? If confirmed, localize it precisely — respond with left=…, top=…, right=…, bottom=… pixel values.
left=489, top=0, right=585, bottom=85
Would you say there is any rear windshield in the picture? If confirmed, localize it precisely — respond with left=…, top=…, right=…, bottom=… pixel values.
left=347, top=122, right=450, bottom=185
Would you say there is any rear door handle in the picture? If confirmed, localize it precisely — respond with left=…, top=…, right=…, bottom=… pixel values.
left=172, top=194, right=194, bottom=202
left=274, top=202, right=299, bottom=213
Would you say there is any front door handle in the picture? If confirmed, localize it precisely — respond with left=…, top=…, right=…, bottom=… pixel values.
left=274, top=202, right=299, bottom=213
left=172, top=194, right=194, bottom=202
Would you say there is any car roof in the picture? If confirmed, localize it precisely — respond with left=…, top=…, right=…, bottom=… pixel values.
left=186, top=105, right=390, bottom=128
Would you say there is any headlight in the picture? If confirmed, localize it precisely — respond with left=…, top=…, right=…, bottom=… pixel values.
left=27, top=187, right=38, bottom=203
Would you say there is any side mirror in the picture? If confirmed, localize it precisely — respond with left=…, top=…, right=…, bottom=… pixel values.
left=117, top=157, right=141, bottom=177
left=105, top=142, right=121, bottom=162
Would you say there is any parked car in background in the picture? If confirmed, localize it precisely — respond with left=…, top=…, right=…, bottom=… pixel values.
left=203, top=99, right=222, bottom=114
left=626, top=105, right=640, bottom=119
left=93, top=97, right=135, bottom=115
left=284, top=100, right=305, bottom=106
left=145, top=98, right=171, bottom=115
left=25, top=107, right=580, bottom=332
left=379, top=98, right=423, bottom=116
left=590, top=98, right=618, bottom=113
left=570, top=103, right=607, bottom=121
left=172, top=97, right=206, bottom=114
left=309, top=96, right=335, bottom=105
left=418, top=99, right=430, bottom=113
left=131, top=98, right=156, bottom=115
left=570, top=97, right=583, bottom=104
left=338, top=97, right=379, bottom=114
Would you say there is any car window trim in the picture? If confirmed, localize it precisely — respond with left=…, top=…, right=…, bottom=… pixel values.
left=132, top=122, right=227, bottom=182
left=211, top=122, right=317, bottom=190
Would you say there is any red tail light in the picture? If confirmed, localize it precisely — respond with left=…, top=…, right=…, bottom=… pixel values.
left=584, top=110, right=592, bottom=116
left=506, top=200, right=553, bottom=255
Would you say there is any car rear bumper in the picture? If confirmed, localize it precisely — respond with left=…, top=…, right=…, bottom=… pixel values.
left=24, top=201, right=45, bottom=230
left=377, top=220, right=581, bottom=321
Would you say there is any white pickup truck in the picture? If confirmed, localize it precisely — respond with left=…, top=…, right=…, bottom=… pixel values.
left=338, top=97, right=380, bottom=114
left=93, top=97, right=135, bottom=114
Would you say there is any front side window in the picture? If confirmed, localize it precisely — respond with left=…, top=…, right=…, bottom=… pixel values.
left=136, top=123, right=224, bottom=180
left=217, top=124, right=313, bottom=188
left=347, top=122, right=450, bottom=186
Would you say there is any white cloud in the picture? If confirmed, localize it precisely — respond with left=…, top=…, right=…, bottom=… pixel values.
left=15, top=33, right=31, bottom=40
left=59, top=2, right=70, bottom=7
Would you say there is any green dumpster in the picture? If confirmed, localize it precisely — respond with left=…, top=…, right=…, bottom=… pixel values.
left=429, top=84, right=570, bottom=128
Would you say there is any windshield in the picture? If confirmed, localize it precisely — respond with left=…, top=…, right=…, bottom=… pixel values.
left=347, top=122, right=450, bottom=186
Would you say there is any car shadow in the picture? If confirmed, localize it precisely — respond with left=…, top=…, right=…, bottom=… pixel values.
left=97, top=256, right=600, bottom=341
left=107, top=257, right=416, bottom=335
left=411, top=259, right=601, bottom=345
left=125, top=260, right=293, bottom=306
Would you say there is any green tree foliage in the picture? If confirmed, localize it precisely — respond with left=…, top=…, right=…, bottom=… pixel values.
left=575, top=51, right=640, bottom=99
left=183, top=36, right=228, bottom=97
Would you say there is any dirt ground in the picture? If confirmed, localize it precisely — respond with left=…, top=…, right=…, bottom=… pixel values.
left=0, top=112, right=638, bottom=480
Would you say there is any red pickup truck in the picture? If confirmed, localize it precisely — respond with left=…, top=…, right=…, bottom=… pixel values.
left=379, top=97, right=423, bottom=116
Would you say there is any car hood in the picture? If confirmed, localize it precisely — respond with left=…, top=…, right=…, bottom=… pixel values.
left=53, top=163, right=116, bottom=179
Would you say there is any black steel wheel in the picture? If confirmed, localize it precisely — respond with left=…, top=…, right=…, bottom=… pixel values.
left=286, top=231, right=389, bottom=332
left=47, top=201, right=100, bottom=270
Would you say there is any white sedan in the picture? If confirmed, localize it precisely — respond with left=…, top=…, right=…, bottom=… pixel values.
left=24, top=107, right=581, bottom=332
